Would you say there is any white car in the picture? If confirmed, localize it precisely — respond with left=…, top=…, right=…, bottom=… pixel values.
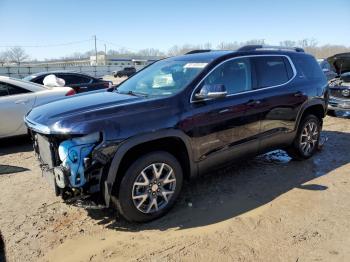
left=0, top=76, right=75, bottom=138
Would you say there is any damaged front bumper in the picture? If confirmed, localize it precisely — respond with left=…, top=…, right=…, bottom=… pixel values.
left=31, top=130, right=117, bottom=201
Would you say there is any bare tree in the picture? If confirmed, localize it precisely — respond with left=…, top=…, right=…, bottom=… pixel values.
left=217, top=41, right=240, bottom=50
left=137, top=48, right=164, bottom=57
left=0, top=52, right=7, bottom=66
left=245, top=39, right=266, bottom=45
left=298, top=38, right=318, bottom=48
left=4, top=47, right=29, bottom=64
left=279, top=40, right=297, bottom=47
left=167, top=44, right=209, bottom=56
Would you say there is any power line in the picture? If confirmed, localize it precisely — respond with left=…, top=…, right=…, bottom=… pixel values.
left=0, top=39, right=92, bottom=48
left=96, top=38, right=138, bottom=52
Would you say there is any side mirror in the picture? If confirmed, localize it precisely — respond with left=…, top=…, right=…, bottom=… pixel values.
left=194, top=84, right=227, bottom=100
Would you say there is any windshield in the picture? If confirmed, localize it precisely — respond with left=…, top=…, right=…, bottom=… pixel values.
left=115, top=59, right=207, bottom=97
left=23, top=75, right=37, bottom=81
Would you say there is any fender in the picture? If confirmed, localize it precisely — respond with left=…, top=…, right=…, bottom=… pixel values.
left=294, top=98, right=326, bottom=131
left=103, top=129, right=197, bottom=207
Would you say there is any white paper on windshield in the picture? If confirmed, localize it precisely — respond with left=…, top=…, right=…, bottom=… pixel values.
left=184, top=63, right=208, bottom=69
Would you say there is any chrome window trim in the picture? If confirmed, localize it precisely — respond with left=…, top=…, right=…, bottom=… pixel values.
left=190, top=54, right=297, bottom=103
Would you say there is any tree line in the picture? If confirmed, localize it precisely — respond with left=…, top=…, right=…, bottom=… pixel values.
left=1, top=39, right=350, bottom=65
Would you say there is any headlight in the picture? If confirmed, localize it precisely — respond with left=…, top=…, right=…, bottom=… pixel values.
left=342, top=89, right=350, bottom=97
left=58, top=132, right=101, bottom=187
left=58, top=132, right=100, bottom=162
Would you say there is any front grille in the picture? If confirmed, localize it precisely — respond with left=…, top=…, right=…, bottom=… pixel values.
left=36, top=134, right=55, bottom=168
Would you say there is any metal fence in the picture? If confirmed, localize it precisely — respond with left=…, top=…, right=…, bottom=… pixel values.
left=0, top=65, right=145, bottom=78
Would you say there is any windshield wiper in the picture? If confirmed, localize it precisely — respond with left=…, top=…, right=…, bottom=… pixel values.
left=116, top=90, right=149, bottom=97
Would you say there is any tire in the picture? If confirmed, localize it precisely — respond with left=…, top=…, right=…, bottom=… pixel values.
left=287, top=114, right=321, bottom=161
left=116, top=151, right=183, bottom=222
left=327, top=109, right=336, bottom=116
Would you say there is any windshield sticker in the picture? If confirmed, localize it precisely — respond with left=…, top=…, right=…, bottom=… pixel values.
left=184, top=63, right=208, bottom=69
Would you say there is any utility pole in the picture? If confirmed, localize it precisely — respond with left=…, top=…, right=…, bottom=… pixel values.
left=104, top=44, right=107, bottom=55
left=94, top=35, right=98, bottom=65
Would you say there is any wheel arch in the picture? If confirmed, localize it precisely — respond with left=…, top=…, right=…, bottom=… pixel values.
left=295, top=100, right=326, bottom=130
left=103, top=130, right=196, bottom=206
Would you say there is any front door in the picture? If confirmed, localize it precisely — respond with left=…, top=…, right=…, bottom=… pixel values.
left=188, top=57, right=261, bottom=172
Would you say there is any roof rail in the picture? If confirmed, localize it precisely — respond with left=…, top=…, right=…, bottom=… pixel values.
left=237, top=45, right=305, bottom=53
left=185, top=49, right=211, bottom=55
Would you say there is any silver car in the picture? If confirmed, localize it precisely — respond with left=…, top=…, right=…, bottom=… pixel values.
left=0, top=76, right=75, bottom=138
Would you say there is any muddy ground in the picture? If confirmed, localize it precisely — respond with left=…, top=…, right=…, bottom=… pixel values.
left=0, top=113, right=350, bottom=262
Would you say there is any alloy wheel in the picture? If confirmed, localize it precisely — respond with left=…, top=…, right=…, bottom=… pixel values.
left=300, top=121, right=319, bottom=155
left=132, top=163, right=176, bottom=214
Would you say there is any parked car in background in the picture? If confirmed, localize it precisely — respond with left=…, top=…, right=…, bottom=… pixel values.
left=25, top=45, right=328, bottom=222
left=326, top=52, right=350, bottom=115
left=113, top=67, right=136, bottom=78
left=23, top=71, right=112, bottom=93
left=317, top=59, right=338, bottom=81
left=0, top=76, right=75, bottom=138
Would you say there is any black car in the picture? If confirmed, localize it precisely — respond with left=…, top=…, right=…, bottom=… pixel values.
left=325, top=53, right=350, bottom=115
left=23, top=71, right=112, bottom=93
left=113, top=67, right=136, bottom=78
left=25, top=45, right=328, bottom=222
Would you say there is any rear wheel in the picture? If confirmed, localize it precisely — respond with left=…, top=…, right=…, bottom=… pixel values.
left=116, top=151, right=183, bottom=222
left=287, top=115, right=321, bottom=160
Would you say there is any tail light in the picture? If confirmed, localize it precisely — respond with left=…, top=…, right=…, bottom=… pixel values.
left=65, top=89, right=76, bottom=96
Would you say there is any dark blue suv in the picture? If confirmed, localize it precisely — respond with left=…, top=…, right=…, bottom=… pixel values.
left=25, top=45, right=328, bottom=222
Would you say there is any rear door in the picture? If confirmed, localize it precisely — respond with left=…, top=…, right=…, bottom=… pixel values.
left=0, top=82, right=36, bottom=137
left=248, top=55, right=307, bottom=152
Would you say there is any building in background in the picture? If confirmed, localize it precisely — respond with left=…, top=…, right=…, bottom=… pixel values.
left=0, top=55, right=163, bottom=78
left=89, top=54, right=161, bottom=66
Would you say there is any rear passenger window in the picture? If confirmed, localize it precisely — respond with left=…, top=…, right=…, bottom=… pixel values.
left=293, top=55, right=326, bottom=82
left=253, top=56, right=292, bottom=88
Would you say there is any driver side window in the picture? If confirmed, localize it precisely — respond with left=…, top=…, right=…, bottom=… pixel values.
left=200, top=58, right=252, bottom=95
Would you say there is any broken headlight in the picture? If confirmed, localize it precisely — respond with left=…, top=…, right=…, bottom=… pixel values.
left=58, top=132, right=100, bottom=188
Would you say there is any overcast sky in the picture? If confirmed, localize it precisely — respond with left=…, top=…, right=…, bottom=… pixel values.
left=0, top=0, right=349, bottom=60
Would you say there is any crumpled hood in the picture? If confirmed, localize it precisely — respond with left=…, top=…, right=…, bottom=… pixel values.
left=25, top=91, right=143, bottom=135
left=327, top=52, right=350, bottom=75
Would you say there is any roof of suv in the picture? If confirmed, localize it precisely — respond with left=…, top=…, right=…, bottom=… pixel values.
left=169, top=46, right=307, bottom=62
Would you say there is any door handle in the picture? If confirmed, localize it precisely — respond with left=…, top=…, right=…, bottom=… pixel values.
left=294, top=91, right=304, bottom=97
left=246, top=99, right=261, bottom=106
left=14, top=99, right=29, bottom=104
left=219, top=109, right=230, bottom=114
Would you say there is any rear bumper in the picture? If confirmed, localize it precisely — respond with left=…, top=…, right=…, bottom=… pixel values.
left=328, top=97, right=350, bottom=111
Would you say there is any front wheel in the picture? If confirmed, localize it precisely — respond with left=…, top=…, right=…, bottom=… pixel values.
left=287, top=114, right=321, bottom=160
left=116, top=151, right=183, bottom=222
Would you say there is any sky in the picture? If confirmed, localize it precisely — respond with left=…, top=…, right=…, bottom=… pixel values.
left=0, top=0, right=349, bottom=60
